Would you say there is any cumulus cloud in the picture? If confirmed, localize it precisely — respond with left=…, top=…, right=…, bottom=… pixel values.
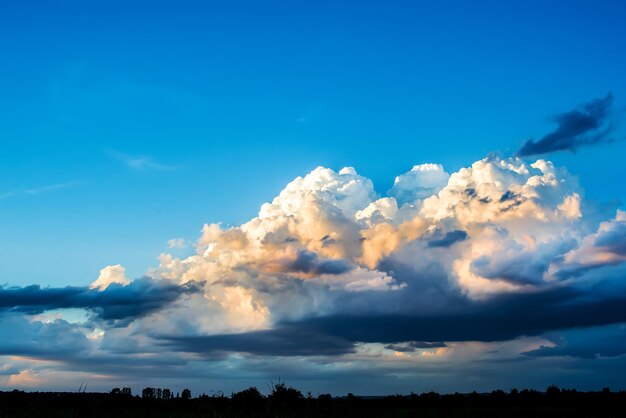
left=556, top=210, right=626, bottom=278
left=518, top=94, right=614, bottom=156
left=389, top=164, right=449, bottom=205
left=132, top=155, right=626, bottom=354
left=144, top=157, right=620, bottom=326
left=90, top=264, right=130, bottom=290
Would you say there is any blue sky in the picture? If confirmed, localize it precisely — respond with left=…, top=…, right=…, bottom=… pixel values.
left=1, top=0, right=626, bottom=394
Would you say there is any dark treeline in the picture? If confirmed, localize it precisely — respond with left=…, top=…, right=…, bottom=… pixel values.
left=2, top=383, right=626, bottom=417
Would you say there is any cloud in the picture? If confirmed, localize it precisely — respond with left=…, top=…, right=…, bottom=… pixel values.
left=264, top=249, right=353, bottom=276
left=523, top=324, right=626, bottom=359
left=555, top=210, right=626, bottom=278
left=306, top=292, right=626, bottom=343
left=518, top=94, right=614, bottom=156
left=23, top=181, right=83, bottom=195
left=136, top=156, right=626, bottom=360
left=108, top=150, right=174, bottom=171
left=145, top=156, right=623, bottom=333
left=0, top=278, right=197, bottom=322
left=0, top=313, right=91, bottom=357
left=154, top=286, right=626, bottom=357
left=384, top=341, right=447, bottom=352
left=90, top=264, right=130, bottom=290
left=389, top=164, right=449, bottom=206
left=427, top=230, right=468, bottom=248
left=167, top=238, right=187, bottom=249
left=0, top=181, right=82, bottom=200
left=5, top=155, right=626, bottom=391
left=161, top=326, right=356, bottom=357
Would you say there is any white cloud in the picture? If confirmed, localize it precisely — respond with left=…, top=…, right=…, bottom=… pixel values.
left=167, top=238, right=187, bottom=249
left=389, top=163, right=450, bottom=206
left=90, top=264, right=130, bottom=290
left=142, top=155, right=607, bottom=326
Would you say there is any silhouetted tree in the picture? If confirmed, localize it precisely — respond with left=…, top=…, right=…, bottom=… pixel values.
left=232, top=386, right=264, bottom=412
left=142, top=387, right=155, bottom=399
left=269, top=381, right=303, bottom=413
left=162, top=388, right=171, bottom=400
left=547, top=385, right=561, bottom=397
left=121, top=387, right=132, bottom=396
left=181, top=388, right=191, bottom=400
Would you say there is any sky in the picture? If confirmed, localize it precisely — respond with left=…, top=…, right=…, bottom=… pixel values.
left=1, top=0, right=626, bottom=395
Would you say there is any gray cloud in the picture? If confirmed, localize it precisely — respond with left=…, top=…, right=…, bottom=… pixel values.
left=518, top=94, right=614, bottom=156
left=0, top=313, right=91, bottom=357
left=160, top=326, right=356, bottom=357
left=595, top=222, right=626, bottom=256
left=278, top=250, right=353, bottom=275
left=523, top=324, right=626, bottom=359
left=384, top=341, right=447, bottom=352
left=156, top=288, right=626, bottom=357
left=284, top=289, right=626, bottom=345
left=427, top=230, right=468, bottom=248
left=0, top=278, right=198, bottom=322
left=470, top=239, right=576, bottom=285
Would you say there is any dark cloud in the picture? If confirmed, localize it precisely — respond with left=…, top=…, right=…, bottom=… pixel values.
left=0, top=278, right=197, bottom=321
left=427, top=230, right=468, bottom=248
left=464, top=188, right=477, bottom=198
left=384, top=341, right=447, bottom=352
left=471, top=254, right=547, bottom=285
left=498, top=191, right=525, bottom=212
left=518, top=94, right=614, bottom=156
left=158, top=288, right=626, bottom=357
left=160, top=326, right=356, bottom=357
left=286, top=251, right=352, bottom=275
left=523, top=325, right=626, bottom=359
left=499, top=191, right=518, bottom=203
left=288, top=290, right=626, bottom=345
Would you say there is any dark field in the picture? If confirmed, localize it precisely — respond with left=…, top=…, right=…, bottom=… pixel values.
left=2, top=385, right=626, bottom=418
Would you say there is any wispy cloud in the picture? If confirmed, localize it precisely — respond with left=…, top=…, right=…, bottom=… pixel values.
left=108, top=150, right=175, bottom=171
left=23, top=181, right=82, bottom=195
left=0, top=181, right=82, bottom=200
left=167, top=238, right=187, bottom=249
